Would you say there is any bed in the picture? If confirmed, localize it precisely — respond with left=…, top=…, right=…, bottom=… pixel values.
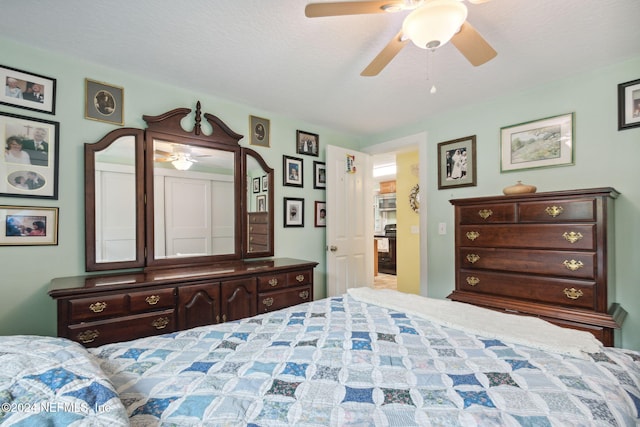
left=2, top=288, right=639, bottom=426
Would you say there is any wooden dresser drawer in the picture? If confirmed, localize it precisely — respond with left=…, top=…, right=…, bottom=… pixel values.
left=518, top=198, right=596, bottom=222
left=458, top=224, right=596, bottom=250
left=257, top=273, right=288, bottom=291
left=288, top=270, right=312, bottom=286
left=67, top=309, right=176, bottom=347
left=459, top=248, right=596, bottom=279
left=259, top=285, right=312, bottom=313
left=248, top=223, right=269, bottom=234
left=248, top=233, right=269, bottom=246
left=68, top=294, right=127, bottom=321
left=458, top=270, right=596, bottom=309
left=459, top=204, right=515, bottom=224
left=249, top=212, right=269, bottom=224
left=129, top=288, right=175, bottom=312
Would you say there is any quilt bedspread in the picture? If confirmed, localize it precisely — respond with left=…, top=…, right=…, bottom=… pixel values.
left=0, top=335, right=129, bottom=426
left=90, top=294, right=640, bottom=426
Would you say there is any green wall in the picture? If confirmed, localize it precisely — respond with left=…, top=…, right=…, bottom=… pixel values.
left=369, top=55, right=640, bottom=351
left=0, top=36, right=360, bottom=337
left=1, top=35, right=638, bottom=352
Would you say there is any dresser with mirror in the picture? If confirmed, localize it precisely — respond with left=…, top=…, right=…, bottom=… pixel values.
left=49, top=102, right=317, bottom=347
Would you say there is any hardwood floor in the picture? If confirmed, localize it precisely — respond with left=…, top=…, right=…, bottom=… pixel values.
left=373, top=273, right=397, bottom=290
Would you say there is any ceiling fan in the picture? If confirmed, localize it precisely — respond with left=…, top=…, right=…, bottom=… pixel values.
left=305, top=0, right=497, bottom=76
left=155, top=144, right=209, bottom=171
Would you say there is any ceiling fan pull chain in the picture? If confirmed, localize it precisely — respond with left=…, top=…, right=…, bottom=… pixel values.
left=426, top=49, right=437, bottom=94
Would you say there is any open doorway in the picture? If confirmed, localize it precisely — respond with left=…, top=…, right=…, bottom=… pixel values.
left=372, top=152, right=398, bottom=290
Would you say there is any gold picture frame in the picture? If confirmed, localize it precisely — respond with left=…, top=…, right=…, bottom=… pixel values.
left=84, top=78, right=124, bottom=125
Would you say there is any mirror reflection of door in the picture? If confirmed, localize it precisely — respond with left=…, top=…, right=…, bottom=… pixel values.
left=153, top=140, right=236, bottom=259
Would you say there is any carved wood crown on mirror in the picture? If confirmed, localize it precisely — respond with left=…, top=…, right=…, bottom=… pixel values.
left=85, top=101, right=275, bottom=272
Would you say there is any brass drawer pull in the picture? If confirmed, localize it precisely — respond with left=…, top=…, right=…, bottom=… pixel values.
left=478, top=209, right=493, bottom=220
left=145, top=295, right=160, bottom=305
left=466, top=254, right=480, bottom=264
left=545, top=206, right=564, bottom=217
left=152, top=317, right=170, bottom=330
left=299, top=290, right=310, bottom=299
left=249, top=236, right=254, bottom=242
left=89, top=302, right=107, bottom=313
left=563, top=260, right=584, bottom=271
left=222, top=314, right=227, bottom=322
left=263, top=297, right=274, bottom=307
left=562, top=231, right=583, bottom=244
left=466, top=231, right=480, bottom=241
left=77, top=330, right=99, bottom=344
left=563, top=288, right=584, bottom=300
left=269, top=278, right=279, bottom=287
left=296, top=274, right=305, bottom=282
left=249, top=226, right=254, bottom=231
left=466, top=276, right=480, bottom=286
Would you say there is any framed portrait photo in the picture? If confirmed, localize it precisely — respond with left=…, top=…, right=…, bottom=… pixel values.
left=313, top=161, right=326, bottom=189
left=500, top=113, right=574, bottom=172
left=283, top=155, right=303, bottom=187
left=618, top=78, right=640, bottom=130
left=85, top=78, right=124, bottom=125
left=284, top=197, right=304, bottom=227
left=296, top=130, right=319, bottom=157
left=249, top=115, right=270, bottom=147
left=252, top=177, right=260, bottom=193
left=1, top=65, right=56, bottom=115
left=0, top=205, right=58, bottom=246
left=261, top=175, right=268, bottom=192
left=0, top=111, right=59, bottom=199
left=437, top=135, right=477, bottom=190
left=315, top=201, right=326, bottom=227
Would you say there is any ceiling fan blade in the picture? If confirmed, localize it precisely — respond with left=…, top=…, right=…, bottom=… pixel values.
left=361, top=30, right=408, bottom=76
left=155, top=149, right=173, bottom=156
left=305, top=1, right=404, bottom=17
left=450, top=21, right=497, bottom=66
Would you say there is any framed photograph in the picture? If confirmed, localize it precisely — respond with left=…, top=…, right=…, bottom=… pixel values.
left=296, top=130, right=319, bottom=157
left=1, top=65, right=56, bottom=115
left=283, top=155, right=303, bottom=187
left=256, top=195, right=267, bottom=212
left=315, top=201, right=326, bottom=227
left=249, top=115, right=270, bottom=147
left=284, top=197, right=304, bottom=227
left=261, top=175, right=268, bottom=192
left=500, top=113, right=574, bottom=172
left=313, top=161, right=326, bottom=189
left=618, top=78, right=640, bottom=130
left=252, top=177, right=260, bottom=193
left=85, top=78, right=124, bottom=125
left=0, top=205, right=58, bottom=246
left=437, top=135, right=477, bottom=190
left=1, top=111, right=59, bottom=199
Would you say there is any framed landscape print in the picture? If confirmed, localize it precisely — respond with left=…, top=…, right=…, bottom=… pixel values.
left=618, top=78, right=640, bottom=130
left=284, top=197, right=304, bottom=227
left=85, top=78, right=124, bottom=125
left=283, top=155, right=303, bottom=187
left=296, top=130, right=319, bottom=156
left=0, top=111, right=59, bottom=199
left=249, top=115, right=270, bottom=147
left=437, top=135, right=477, bottom=190
left=1, top=65, right=56, bottom=114
left=0, top=205, right=59, bottom=246
left=500, top=113, right=574, bottom=172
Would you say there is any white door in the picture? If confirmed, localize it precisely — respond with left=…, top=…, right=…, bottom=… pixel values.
left=326, top=145, right=373, bottom=296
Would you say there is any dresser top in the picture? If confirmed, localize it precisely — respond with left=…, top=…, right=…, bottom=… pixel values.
left=450, top=187, right=619, bottom=206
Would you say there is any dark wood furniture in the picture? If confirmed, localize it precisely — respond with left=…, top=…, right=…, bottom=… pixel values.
left=247, top=212, right=270, bottom=253
left=49, top=258, right=317, bottom=347
left=448, top=188, right=624, bottom=346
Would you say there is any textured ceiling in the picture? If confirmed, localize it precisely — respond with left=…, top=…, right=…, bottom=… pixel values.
left=2, top=0, right=639, bottom=137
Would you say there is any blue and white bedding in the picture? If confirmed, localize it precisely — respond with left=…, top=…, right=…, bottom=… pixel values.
left=85, top=288, right=640, bottom=426
left=0, top=335, right=128, bottom=426
left=2, top=289, right=639, bottom=426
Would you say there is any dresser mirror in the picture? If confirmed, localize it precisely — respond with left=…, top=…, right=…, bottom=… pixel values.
left=85, top=102, right=274, bottom=272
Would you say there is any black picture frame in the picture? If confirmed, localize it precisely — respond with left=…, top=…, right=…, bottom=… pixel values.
left=1, top=65, right=57, bottom=115
left=256, top=195, right=266, bottom=212
left=313, top=161, right=326, bottom=189
left=296, top=130, right=319, bottom=157
left=437, top=135, right=477, bottom=190
left=618, top=78, right=640, bottom=130
left=284, top=197, right=304, bottom=227
left=315, top=201, right=326, bottom=227
left=252, top=177, right=260, bottom=193
left=249, top=115, right=270, bottom=147
left=261, top=175, right=268, bottom=192
left=283, top=155, right=303, bottom=187
left=1, top=111, right=59, bottom=199
left=85, top=78, right=124, bottom=125
left=0, top=205, right=59, bottom=246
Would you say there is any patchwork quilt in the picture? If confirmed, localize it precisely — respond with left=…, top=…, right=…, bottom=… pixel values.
left=88, top=293, right=640, bottom=426
left=0, top=335, right=128, bottom=426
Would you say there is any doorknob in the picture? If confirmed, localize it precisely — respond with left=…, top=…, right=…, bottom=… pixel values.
left=328, top=245, right=338, bottom=252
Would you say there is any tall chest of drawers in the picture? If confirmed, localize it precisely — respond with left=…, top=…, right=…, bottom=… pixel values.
left=448, top=188, right=625, bottom=346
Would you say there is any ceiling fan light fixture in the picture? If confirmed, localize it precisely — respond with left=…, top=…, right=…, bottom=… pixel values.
left=171, top=154, right=194, bottom=171
left=402, top=0, right=467, bottom=50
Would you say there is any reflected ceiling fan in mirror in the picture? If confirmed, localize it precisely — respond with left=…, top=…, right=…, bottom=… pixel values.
left=154, top=143, right=210, bottom=171
left=305, top=0, right=497, bottom=76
